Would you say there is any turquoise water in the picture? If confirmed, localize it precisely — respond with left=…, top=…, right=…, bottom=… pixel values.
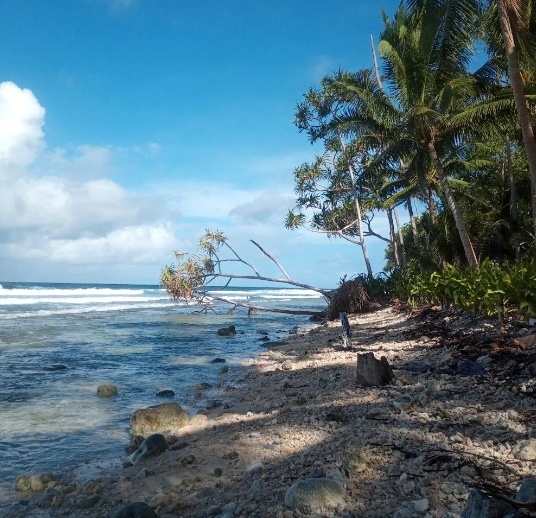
left=0, top=282, right=325, bottom=502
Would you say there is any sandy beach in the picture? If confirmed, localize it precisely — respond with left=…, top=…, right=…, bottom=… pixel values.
left=6, top=305, right=536, bottom=518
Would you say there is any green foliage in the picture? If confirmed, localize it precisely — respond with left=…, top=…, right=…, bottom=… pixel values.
left=392, top=259, right=536, bottom=319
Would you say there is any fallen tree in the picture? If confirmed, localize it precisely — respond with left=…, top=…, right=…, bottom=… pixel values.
left=160, top=230, right=332, bottom=316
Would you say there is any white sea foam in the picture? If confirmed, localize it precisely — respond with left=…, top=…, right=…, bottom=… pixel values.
left=0, top=301, right=177, bottom=319
left=0, top=287, right=147, bottom=296
left=0, top=296, right=168, bottom=305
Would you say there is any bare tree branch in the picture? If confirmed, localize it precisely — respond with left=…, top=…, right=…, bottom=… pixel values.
left=250, top=240, right=291, bottom=280
left=161, top=230, right=332, bottom=316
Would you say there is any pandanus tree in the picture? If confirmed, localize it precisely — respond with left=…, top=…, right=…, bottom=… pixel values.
left=331, top=0, right=482, bottom=267
left=291, top=81, right=382, bottom=278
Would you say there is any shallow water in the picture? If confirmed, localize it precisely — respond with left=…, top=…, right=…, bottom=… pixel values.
left=0, top=282, right=324, bottom=502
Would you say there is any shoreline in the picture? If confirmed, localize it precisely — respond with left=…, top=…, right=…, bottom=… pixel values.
left=6, top=306, right=536, bottom=517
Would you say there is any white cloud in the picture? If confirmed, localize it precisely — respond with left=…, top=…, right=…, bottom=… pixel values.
left=48, top=224, right=175, bottom=264
left=0, top=81, right=179, bottom=271
left=0, top=82, right=45, bottom=170
left=228, top=191, right=294, bottom=224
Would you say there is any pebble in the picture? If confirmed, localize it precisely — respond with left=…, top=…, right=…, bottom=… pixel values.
left=281, top=360, right=293, bottom=371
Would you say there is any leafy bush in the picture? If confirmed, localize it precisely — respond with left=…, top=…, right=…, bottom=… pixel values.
left=392, top=259, right=536, bottom=320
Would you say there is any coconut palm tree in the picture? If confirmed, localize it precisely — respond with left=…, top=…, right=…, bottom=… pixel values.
left=493, top=0, right=536, bottom=241
left=329, top=0, right=481, bottom=267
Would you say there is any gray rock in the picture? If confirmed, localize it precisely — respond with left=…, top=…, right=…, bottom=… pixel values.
left=206, top=505, right=221, bottom=516
left=128, top=434, right=168, bottom=464
left=30, top=475, right=44, bottom=491
left=393, top=509, right=413, bottom=518
left=193, top=382, right=211, bottom=391
left=42, top=364, right=67, bottom=372
left=460, top=488, right=515, bottom=518
left=130, top=402, right=188, bottom=436
left=156, top=389, right=174, bottom=397
left=76, top=495, right=100, bottom=509
left=516, top=477, right=536, bottom=503
left=97, top=383, right=118, bottom=397
left=16, top=475, right=31, bottom=492
left=111, top=502, right=159, bottom=518
left=125, top=435, right=145, bottom=454
left=210, top=357, right=226, bottom=363
left=217, top=326, right=236, bottom=336
left=513, top=439, right=536, bottom=461
left=284, top=478, right=346, bottom=512
left=219, top=366, right=229, bottom=374
left=457, top=360, right=486, bottom=376
left=281, top=360, right=293, bottom=371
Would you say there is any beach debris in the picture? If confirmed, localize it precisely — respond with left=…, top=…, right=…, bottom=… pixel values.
left=130, top=402, right=189, bottom=437
left=217, top=325, right=236, bottom=336
left=111, top=502, right=159, bottom=518
left=355, top=352, right=393, bottom=386
left=96, top=383, right=118, bottom=397
left=155, top=389, right=175, bottom=397
left=284, top=478, right=346, bottom=512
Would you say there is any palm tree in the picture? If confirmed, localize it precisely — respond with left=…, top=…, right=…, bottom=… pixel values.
left=494, top=0, right=536, bottom=241
left=330, top=0, right=481, bottom=267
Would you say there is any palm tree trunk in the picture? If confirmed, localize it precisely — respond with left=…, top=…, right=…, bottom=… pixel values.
left=407, top=198, right=419, bottom=247
left=428, top=189, right=436, bottom=225
left=497, top=0, right=536, bottom=242
left=393, top=206, right=407, bottom=267
left=387, top=207, right=400, bottom=267
left=427, top=140, right=479, bottom=267
left=505, top=135, right=521, bottom=259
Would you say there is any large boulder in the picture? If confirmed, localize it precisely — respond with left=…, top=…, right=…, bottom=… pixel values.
left=112, top=502, right=159, bottom=518
left=284, top=478, right=346, bottom=513
left=130, top=402, right=188, bottom=437
left=128, top=434, right=168, bottom=464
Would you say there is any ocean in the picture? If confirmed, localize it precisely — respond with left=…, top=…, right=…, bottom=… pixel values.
left=0, top=282, right=325, bottom=503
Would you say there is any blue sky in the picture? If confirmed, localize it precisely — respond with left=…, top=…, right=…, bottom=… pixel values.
left=0, top=0, right=402, bottom=287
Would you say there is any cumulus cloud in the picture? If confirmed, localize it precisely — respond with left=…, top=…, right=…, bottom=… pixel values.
left=0, top=82, right=178, bottom=271
left=0, top=82, right=45, bottom=170
left=228, top=191, right=294, bottom=224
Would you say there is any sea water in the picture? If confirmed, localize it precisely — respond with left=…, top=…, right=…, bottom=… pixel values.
left=0, top=282, right=325, bottom=502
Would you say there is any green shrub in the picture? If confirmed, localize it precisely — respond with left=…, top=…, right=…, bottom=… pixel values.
left=392, top=259, right=536, bottom=320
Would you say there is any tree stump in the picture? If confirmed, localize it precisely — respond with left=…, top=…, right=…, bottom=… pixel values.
left=339, top=312, right=351, bottom=348
left=356, top=352, right=393, bottom=386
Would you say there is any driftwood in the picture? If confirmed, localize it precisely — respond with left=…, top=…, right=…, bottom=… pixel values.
left=340, top=312, right=351, bottom=347
left=356, top=352, right=394, bottom=387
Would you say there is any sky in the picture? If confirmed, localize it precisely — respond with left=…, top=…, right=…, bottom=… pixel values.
left=0, top=0, right=402, bottom=288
